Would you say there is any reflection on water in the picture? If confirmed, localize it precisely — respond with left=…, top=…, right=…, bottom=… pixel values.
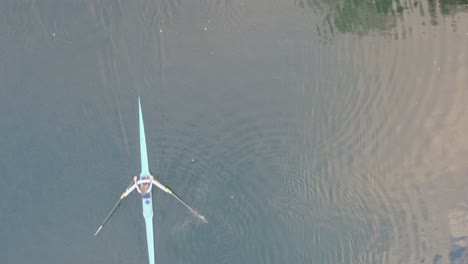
left=299, top=0, right=468, bottom=36
left=448, top=200, right=468, bottom=263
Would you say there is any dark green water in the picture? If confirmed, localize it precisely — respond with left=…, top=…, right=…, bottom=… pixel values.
left=1, top=0, right=467, bottom=263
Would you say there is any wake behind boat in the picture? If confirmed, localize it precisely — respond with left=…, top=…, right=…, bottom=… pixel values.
left=94, top=97, right=206, bottom=264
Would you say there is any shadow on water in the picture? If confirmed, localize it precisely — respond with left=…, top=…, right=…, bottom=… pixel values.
left=297, top=0, right=468, bottom=36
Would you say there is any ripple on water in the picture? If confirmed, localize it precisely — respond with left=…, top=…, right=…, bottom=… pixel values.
left=267, top=157, right=396, bottom=263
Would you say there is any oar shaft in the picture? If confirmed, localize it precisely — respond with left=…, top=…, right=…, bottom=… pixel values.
left=94, top=181, right=135, bottom=236
left=94, top=197, right=123, bottom=236
left=171, top=193, right=195, bottom=213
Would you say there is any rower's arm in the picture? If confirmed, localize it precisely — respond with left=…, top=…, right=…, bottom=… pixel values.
left=121, top=176, right=142, bottom=198
left=121, top=183, right=138, bottom=198
left=151, top=178, right=172, bottom=194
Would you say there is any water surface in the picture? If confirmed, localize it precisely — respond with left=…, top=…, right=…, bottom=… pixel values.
left=1, top=0, right=467, bottom=263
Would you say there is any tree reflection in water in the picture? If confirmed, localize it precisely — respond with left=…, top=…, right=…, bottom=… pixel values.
left=297, top=0, right=468, bottom=35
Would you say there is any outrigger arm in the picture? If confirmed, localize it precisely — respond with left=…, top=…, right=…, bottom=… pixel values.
left=121, top=176, right=174, bottom=199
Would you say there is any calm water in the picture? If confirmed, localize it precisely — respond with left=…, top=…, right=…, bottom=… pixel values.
left=1, top=0, right=467, bottom=263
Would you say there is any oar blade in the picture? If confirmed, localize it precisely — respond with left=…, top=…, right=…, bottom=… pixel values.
left=169, top=190, right=207, bottom=223
left=94, top=226, right=103, bottom=236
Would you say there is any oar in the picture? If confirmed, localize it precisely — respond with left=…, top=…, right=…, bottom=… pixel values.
left=164, top=187, right=207, bottom=223
left=94, top=181, right=134, bottom=236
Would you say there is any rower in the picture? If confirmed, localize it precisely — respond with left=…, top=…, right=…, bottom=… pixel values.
left=127, top=176, right=170, bottom=194
left=96, top=175, right=207, bottom=237
left=133, top=176, right=153, bottom=198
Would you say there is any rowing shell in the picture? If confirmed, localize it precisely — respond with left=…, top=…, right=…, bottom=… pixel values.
left=94, top=97, right=207, bottom=264
left=139, top=97, right=155, bottom=264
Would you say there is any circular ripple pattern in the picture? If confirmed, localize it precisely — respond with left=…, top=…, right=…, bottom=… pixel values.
left=120, top=11, right=466, bottom=263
